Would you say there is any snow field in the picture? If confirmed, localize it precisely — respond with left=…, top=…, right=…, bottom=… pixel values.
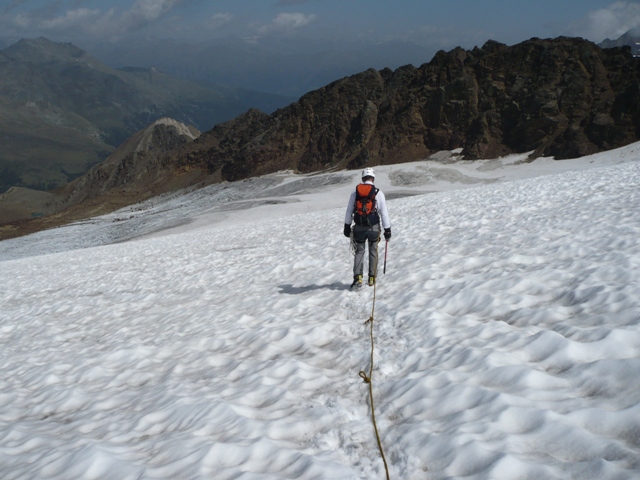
left=0, top=154, right=639, bottom=479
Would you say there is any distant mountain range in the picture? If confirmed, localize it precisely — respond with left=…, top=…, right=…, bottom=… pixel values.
left=0, top=37, right=294, bottom=194
left=1, top=35, right=640, bottom=241
left=599, top=28, right=640, bottom=55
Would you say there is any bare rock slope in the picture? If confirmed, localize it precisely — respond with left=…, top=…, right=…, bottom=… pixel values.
left=168, top=37, right=640, bottom=182
left=0, top=118, right=200, bottom=239
left=2, top=36, right=640, bottom=240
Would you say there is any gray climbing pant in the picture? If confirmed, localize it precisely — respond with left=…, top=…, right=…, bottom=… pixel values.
left=353, top=224, right=380, bottom=278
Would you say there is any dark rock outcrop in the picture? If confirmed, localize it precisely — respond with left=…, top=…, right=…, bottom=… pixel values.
left=58, top=118, right=201, bottom=207
left=0, top=118, right=201, bottom=237
left=167, top=37, right=640, bottom=182
left=3, top=36, right=640, bottom=241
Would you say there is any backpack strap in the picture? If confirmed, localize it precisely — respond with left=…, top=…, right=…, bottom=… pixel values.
left=364, top=185, right=378, bottom=206
left=364, top=185, right=378, bottom=212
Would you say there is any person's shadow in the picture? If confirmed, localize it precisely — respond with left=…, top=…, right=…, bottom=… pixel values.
left=277, top=282, right=350, bottom=294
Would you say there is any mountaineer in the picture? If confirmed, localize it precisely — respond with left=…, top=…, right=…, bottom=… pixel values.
left=343, top=167, right=391, bottom=289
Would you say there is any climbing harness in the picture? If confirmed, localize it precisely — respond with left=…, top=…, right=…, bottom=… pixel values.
left=357, top=231, right=391, bottom=480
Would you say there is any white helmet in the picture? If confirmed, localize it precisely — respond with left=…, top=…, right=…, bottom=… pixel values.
left=361, top=167, right=375, bottom=179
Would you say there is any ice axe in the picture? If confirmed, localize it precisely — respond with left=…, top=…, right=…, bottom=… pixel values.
left=383, top=239, right=389, bottom=274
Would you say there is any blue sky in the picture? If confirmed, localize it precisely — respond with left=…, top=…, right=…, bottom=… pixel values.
left=1, top=0, right=639, bottom=48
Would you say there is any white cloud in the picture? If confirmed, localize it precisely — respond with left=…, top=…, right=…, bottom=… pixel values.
left=121, top=0, right=185, bottom=29
left=0, top=0, right=190, bottom=38
left=568, top=1, right=640, bottom=42
left=257, top=12, right=316, bottom=34
left=40, top=8, right=106, bottom=31
left=207, top=12, right=234, bottom=30
left=11, top=12, right=32, bottom=29
left=3, top=6, right=116, bottom=37
left=274, top=12, right=315, bottom=29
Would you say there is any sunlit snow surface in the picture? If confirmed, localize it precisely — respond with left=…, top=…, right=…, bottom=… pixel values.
left=1, top=145, right=639, bottom=479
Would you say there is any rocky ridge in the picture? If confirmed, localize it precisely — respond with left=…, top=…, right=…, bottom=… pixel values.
left=0, top=118, right=200, bottom=233
left=58, top=118, right=201, bottom=207
left=2, top=36, right=640, bottom=240
left=165, top=36, right=640, bottom=182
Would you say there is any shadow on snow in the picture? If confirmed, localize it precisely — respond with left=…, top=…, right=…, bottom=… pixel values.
left=277, top=282, right=350, bottom=294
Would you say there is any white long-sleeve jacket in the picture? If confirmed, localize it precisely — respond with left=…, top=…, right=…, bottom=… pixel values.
left=344, top=181, right=391, bottom=230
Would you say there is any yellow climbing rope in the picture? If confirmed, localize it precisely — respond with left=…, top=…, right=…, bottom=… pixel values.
left=357, top=233, right=391, bottom=480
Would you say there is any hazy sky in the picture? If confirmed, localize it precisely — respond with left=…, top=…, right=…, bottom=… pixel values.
left=1, top=0, right=638, bottom=49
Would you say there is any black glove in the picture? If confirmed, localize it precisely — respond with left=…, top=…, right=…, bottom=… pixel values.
left=344, top=224, right=352, bottom=237
left=384, top=228, right=391, bottom=240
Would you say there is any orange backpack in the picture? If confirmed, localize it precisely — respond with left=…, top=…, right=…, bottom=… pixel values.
left=354, top=183, right=380, bottom=226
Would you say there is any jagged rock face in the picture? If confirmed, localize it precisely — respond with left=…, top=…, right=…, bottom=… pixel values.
left=173, top=37, right=640, bottom=181
left=60, top=119, right=200, bottom=206
left=0, top=118, right=202, bottom=237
